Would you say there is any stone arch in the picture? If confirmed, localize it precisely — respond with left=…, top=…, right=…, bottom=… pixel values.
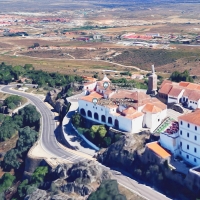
left=80, top=108, right=86, bottom=116
left=114, top=119, right=119, bottom=129
left=88, top=110, right=92, bottom=118
left=108, top=117, right=112, bottom=125
left=94, top=112, right=99, bottom=120
left=101, top=115, right=106, bottom=123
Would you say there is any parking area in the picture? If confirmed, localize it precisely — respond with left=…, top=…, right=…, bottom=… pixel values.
left=167, top=108, right=192, bottom=121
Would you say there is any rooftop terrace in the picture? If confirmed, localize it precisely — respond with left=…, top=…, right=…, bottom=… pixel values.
left=153, top=117, right=178, bottom=136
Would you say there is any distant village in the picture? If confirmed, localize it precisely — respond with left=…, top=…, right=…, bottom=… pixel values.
left=0, top=13, right=200, bottom=49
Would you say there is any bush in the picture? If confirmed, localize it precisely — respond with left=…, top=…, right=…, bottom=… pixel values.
left=3, top=149, right=20, bottom=171
left=170, top=70, right=193, bottom=82
left=4, top=95, right=22, bottom=109
left=31, top=166, right=48, bottom=185
left=88, top=180, right=126, bottom=200
left=0, top=173, right=16, bottom=193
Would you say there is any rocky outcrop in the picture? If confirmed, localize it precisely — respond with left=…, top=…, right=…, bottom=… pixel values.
left=26, top=160, right=112, bottom=200
left=25, top=189, right=48, bottom=200
left=97, top=131, right=151, bottom=170
left=55, top=99, right=65, bottom=113
left=45, top=89, right=61, bottom=108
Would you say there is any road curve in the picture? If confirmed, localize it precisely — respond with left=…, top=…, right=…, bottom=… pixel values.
left=1, top=85, right=83, bottom=163
left=1, top=85, right=172, bottom=200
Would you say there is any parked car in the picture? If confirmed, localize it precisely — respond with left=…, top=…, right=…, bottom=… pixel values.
left=172, top=104, right=184, bottom=113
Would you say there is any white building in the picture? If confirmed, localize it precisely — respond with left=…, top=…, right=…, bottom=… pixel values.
left=159, top=122, right=180, bottom=156
left=158, top=81, right=200, bottom=109
left=78, top=75, right=167, bottom=133
left=159, top=109, right=200, bottom=166
left=178, top=110, right=200, bottom=166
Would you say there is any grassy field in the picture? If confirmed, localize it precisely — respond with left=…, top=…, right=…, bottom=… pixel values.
left=0, top=54, right=141, bottom=79
left=113, top=48, right=200, bottom=76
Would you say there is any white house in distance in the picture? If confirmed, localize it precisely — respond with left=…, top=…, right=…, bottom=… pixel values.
left=158, top=80, right=200, bottom=109
left=78, top=75, right=167, bottom=133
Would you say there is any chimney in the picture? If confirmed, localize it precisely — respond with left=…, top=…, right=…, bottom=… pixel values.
left=152, top=64, right=155, bottom=74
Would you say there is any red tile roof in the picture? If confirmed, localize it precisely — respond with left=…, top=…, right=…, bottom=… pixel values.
left=159, top=83, right=173, bottom=95
left=179, top=81, right=190, bottom=87
left=186, top=83, right=199, bottom=90
left=142, top=103, right=162, bottom=113
left=160, top=80, right=172, bottom=88
left=188, top=90, right=200, bottom=101
left=168, top=87, right=184, bottom=97
left=178, top=109, right=200, bottom=126
left=147, top=142, right=171, bottom=159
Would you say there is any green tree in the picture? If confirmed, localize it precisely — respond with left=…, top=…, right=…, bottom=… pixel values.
left=4, top=95, right=22, bottom=109
left=18, top=104, right=41, bottom=127
left=97, top=126, right=107, bottom=138
left=0, top=173, right=16, bottom=193
left=0, top=114, right=4, bottom=123
left=24, top=64, right=33, bottom=70
left=71, top=113, right=83, bottom=128
left=3, top=149, right=20, bottom=170
left=88, top=180, right=126, bottom=200
left=103, top=137, right=111, bottom=147
left=17, top=126, right=38, bottom=154
left=31, top=166, right=48, bottom=185
left=18, top=179, right=29, bottom=198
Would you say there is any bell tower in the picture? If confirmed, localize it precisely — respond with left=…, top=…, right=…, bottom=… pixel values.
left=147, top=64, right=157, bottom=95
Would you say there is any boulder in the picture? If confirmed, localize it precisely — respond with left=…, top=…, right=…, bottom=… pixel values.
left=97, top=131, right=151, bottom=170
left=25, top=189, right=49, bottom=200
left=55, top=99, right=65, bottom=113
left=51, top=160, right=112, bottom=197
left=45, top=89, right=62, bottom=108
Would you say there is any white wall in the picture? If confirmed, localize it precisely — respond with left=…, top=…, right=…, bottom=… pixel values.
left=131, top=114, right=143, bottom=133
left=160, top=132, right=180, bottom=156
left=79, top=99, right=139, bottom=133
left=117, top=115, right=132, bottom=132
left=83, top=82, right=96, bottom=91
left=168, top=90, right=184, bottom=104
left=143, top=109, right=167, bottom=132
left=179, top=119, right=200, bottom=166
left=168, top=96, right=178, bottom=104
left=188, top=100, right=198, bottom=110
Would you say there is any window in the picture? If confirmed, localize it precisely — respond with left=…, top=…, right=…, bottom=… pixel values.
left=180, top=142, right=182, bottom=146
left=181, top=121, right=183, bottom=125
left=195, top=135, right=197, bottom=141
left=187, top=144, right=189, bottom=150
left=101, top=108, right=103, bottom=111
left=194, top=158, right=197, bottom=162
left=180, top=151, right=182, bottom=155
left=190, top=101, right=192, bottom=103
left=188, top=123, right=190, bottom=128
left=158, top=119, right=160, bottom=122
left=187, top=133, right=189, bottom=138
left=86, top=104, right=88, bottom=106
left=187, top=155, right=189, bottom=159
left=194, top=148, right=197, bottom=153
left=195, top=126, right=197, bottom=131
left=180, top=130, right=182, bottom=135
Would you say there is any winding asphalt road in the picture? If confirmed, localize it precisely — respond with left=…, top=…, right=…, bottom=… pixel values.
left=1, top=85, right=84, bottom=163
left=1, top=85, right=172, bottom=200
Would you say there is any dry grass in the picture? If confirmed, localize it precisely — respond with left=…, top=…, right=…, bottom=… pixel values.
left=0, top=54, right=139, bottom=78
